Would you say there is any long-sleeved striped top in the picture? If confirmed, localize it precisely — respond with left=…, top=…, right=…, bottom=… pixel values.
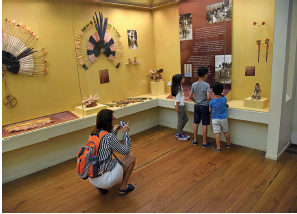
left=96, top=129, right=131, bottom=171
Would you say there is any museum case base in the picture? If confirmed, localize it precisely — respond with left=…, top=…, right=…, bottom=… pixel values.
left=150, top=80, right=165, bottom=96
left=75, top=103, right=108, bottom=116
left=244, top=97, right=269, bottom=109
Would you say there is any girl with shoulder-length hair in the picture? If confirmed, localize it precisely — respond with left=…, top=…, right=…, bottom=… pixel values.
left=89, top=109, right=136, bottom=196
left=171, top=74, right=190, bottom=140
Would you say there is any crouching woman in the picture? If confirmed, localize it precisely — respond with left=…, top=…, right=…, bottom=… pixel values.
left=89, top=109, right=136, bottom=196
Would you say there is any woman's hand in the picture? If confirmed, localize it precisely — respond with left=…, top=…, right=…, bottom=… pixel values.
left=113, top=124, right=121, bottom=132
left=122, top=121, right=130, bottom=133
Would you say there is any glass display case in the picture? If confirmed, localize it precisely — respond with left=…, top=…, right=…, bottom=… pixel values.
left=2, top=0, right=275, bottom=138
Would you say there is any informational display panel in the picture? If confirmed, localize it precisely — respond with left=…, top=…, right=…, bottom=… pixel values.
left=179, top=0, right=232, bottom=89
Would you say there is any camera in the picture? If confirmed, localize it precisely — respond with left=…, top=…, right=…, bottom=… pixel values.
left=120, top=120, right=127, bottom=127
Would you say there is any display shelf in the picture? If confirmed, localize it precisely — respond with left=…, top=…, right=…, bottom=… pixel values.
left=2, top=94, right=270, bottom=153
left=2, top=97, right=158, bottom=153
left=157, top=93, right=270, bottom=124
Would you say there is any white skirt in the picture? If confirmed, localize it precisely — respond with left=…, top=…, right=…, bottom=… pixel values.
left=89, top=162, right=123, bottom=189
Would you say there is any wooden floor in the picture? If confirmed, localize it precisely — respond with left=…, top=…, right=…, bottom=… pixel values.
left=2, top=126, right=297, bottom=213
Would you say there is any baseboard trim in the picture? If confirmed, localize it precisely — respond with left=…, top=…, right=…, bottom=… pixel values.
left=291, top=131, right=297, bottom=145
left=277, top=141, right=291, bottom=160
left=2, top=153, right=77, bottom=184
left=265, top=154, right=278, bottom=160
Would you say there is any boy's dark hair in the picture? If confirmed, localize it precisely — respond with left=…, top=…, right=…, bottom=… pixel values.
left=171, top=74, right=183, bottom=97
left=213, top=82, right=224, bottom=95
left=197, top=66, right=208, bottom=77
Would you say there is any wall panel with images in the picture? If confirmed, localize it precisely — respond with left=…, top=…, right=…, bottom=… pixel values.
left=168, top=0, right=275, bottom=112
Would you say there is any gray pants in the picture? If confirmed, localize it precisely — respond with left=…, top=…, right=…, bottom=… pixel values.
left=176, top=105, right=188, bottom=135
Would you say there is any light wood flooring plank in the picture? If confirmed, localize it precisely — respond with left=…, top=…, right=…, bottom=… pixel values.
left=2, top=126, right=297, bottom=213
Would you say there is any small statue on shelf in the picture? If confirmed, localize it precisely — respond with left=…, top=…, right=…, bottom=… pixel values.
left=82, top=93, right=100, bottom=107
left=128, top=57, right=133, bottom=64
left=251, top=83, right=261, bottom=100
left=133, top=55, right=139, bottom=64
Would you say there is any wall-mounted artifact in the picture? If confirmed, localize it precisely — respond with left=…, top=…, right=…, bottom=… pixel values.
left=75, top=12, right=124, bottom=70
left=147, top=69, right=163, bottom=82
left=82, top=93, right=100, bottom=108
left=2, top=19, right=49, bottom=107
left=256, top=40, right=261, bottom=63
left=253, top=22, right=259, bottom=26
left=265, top=38, right=269, bottom=62
left=2, top=19, right=48, bottom=77
left=251, top=83, right=261, bottom=100
left=245, top=66, right=255, bottom=76
left=261, top=22, right=268, bottom=26
left=99, top=69, right=109, bottom=84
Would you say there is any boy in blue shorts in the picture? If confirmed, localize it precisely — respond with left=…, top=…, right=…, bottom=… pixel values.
left=189, top=66, right=213, bottom=148
left=209, top=82, right=231, bottom=152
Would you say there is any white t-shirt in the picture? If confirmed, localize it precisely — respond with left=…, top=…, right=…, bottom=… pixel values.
left=175, top=90, right=185, bottom=106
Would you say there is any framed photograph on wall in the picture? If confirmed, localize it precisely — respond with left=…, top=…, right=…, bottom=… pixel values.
left=206, top=0, right=232, bottom=24
left=179, top=13, right=193, bottom=41
left=127, top=30, right=138, bottom=49
left=184, top=64, right=192, bottom=77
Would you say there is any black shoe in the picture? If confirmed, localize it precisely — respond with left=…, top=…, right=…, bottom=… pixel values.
left=97, top=188, right=109, bottom=194
left=212, top=146, right=221, bottom=152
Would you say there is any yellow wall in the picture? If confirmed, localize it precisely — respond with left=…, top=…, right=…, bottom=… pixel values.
left=2, top=1, right=156, bottom=125
left=153, top=3, right=181, bottom=93
left=232, top=0, right=275, bottom=101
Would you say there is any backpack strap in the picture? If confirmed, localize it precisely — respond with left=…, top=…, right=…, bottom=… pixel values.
left=96, top=130, right=126, bottom=168
left=112, top=151, right=126, bottom=168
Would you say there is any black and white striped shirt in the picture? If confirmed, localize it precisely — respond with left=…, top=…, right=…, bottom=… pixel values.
left=97, top=130, right=131, bottom=171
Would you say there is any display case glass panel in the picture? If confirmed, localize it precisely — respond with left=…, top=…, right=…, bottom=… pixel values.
left=2, top=0, right=275, bottom=138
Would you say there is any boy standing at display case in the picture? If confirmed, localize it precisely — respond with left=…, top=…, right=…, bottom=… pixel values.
left=189, top=67, right=213, bottom=148
left=209, top=82, right=231, bottom=152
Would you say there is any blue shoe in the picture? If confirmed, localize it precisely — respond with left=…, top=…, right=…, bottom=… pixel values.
left=192, top=140, right=197, bottom=146
left=202, top=142, right=213, bottom=148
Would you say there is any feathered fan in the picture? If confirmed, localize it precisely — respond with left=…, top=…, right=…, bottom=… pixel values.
left=2, top=19, right=48, bottom=107
left=2, top=19, right=48, bottom=77
left=75, top=12, right=124, bottom=70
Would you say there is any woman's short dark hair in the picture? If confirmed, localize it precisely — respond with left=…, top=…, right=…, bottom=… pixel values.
left=91, top=109, right=114, bottom=134
left=213, top=82, right=224, bottom=95
left=197, top=66, right=208, bottom=77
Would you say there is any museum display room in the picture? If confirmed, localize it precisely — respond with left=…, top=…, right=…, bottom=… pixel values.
left=2, top=0, right=297, bottom=183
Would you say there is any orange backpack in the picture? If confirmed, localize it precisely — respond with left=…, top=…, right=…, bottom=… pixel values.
left=76, top=131, right=108, bottom=180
